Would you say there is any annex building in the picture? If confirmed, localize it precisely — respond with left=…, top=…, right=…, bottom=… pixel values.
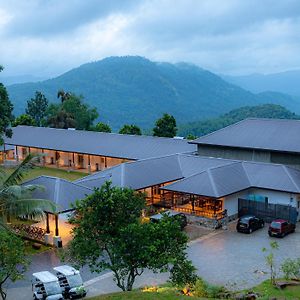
left=191, top=118, right=300, bottom=168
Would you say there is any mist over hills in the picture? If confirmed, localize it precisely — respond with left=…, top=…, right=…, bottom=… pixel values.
left=6, top=56, right=300, bottom=130
left=223, top=70, right=300, bottom=97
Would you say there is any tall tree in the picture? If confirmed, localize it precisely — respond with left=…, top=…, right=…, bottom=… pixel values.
left=26, top=91, right=48, bottom=126
left=46, top=92, right=98, bottom=130
left=153, top=113, right=177, bottom=138
left=46, top=104, right=76, bottom=129
left=94, top=122, right=112, bottom=133
left=0, top=66, right=14, bottom=145
left=119, top=124, right=142, bottom=135
left=66, top=182, right=196, bottom=291
left=0, top=230, right=28, bottom=300
left=12, top=114, right=36, bottom=127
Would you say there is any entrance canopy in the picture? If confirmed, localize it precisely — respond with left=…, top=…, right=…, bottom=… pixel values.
left=22, top=176, right=92, bottom=213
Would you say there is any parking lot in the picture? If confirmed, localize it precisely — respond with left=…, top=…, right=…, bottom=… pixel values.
left=188, top=221, right=300, bottom=289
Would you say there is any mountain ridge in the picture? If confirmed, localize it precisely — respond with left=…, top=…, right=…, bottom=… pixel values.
left=6, top=56, right=300, bottom=130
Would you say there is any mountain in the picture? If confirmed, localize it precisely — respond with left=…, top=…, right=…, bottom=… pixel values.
left=222, top=70, right=300, bottom=96
left=178, top=104, right=300, bottom=137
left=6, top=56, right=300, bottom=130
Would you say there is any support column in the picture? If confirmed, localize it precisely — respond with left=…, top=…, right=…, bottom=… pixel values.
left=72, top=153, right=75, bottom=169
left=46, top=212, right=50, bottom=234
left=53, top=214, right=62, bottom=248
left=104, top=157, right=107, bottom=168
left=15, top=146, right=19, bottom=162
left=55, top=214, right=59, bottom=236
left=88, top=155, right=91, bottom=174
left=191, top=195, right=195, bottom=212
left=41, top=149, right=45, bottom=166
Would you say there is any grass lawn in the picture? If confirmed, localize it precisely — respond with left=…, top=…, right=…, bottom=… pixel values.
left=87, top=286, right=204, bottom=300
left=87, top=280, right=300, bottom=300
left=1, top=166, right=87, bottom=182
left=252, top=279, right=300, bottom=299
left=24, top=240, right=52, bottom=255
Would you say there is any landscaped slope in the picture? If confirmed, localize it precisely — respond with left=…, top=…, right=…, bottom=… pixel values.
left=7, top=56, right=299, bottom=130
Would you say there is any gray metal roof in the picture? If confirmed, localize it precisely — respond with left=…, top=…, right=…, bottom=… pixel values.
left=191, top=118, right=300, bottom=153
left=5, top=126, right=196, bottom=160
left=162, top=161, right=300, bottom=197
left=22, top=176, right=93, bottom=213
left=75, top=154, right=235, bottom=190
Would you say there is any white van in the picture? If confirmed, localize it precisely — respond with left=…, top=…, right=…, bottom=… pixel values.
left=53, top=265, right=86, bottom=299
left=32, top=271, right=63, bottom=300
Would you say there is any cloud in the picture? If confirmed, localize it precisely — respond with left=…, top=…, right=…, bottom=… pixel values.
left=1, top=0, right=139, bottom=37
left=0, top=0, right=300, bottom=77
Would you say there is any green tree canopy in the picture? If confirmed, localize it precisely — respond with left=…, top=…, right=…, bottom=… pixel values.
left=0, top=230, right=28, bottom=300
left=94, top=122, right=112, bottom=133
left=119, top=124, right=142, bottom=135
left=66, top=182, right=195, bottom=291
left=12, top=114, right=36, bottom=127
left=46, top=92, right=98, bottom=130
left=153, top=113, right=177, bottom=138
left=0, top=66, right=14, bottom=145
left=26, top=91, right=48, bottom=126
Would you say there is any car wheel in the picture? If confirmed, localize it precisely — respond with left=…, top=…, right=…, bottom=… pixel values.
left=248, top=228, right=253, bottom=234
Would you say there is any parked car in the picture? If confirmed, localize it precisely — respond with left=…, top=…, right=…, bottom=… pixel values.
left=53, top=265, right=86, bottom=299
left=236, top=215, right=265, bottom=234
left=32, top=271, right=63, bottom=300
left=268, top=219, right=296, bottom=238
left=150, top=210, right=188, bottom=229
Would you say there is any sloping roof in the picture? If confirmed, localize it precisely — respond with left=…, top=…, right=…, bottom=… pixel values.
left=5, top=126, right=196, bottom=160
left=22, top=176, right=93, bottom=213
left=162, top=161, right=300, bottom=197
left=75, top=154, right=235, bottom=190
left=191, top=118, right=300, bottom=153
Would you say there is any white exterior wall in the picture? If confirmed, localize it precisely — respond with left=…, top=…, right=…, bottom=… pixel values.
left=223, top=190, right=250, bottom=217
left=223, top=188, right=298, bottom=218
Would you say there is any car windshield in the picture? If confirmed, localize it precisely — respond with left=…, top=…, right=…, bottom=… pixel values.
left=67, top=274, right=83, bottom=288
left=271, top=222, right=281, bottom=229
left=239, top=218, right=250, bottom=224
left=44, top=281, right=61, bottom=295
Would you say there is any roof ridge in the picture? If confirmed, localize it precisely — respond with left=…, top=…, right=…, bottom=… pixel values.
left=207, top=169, right=218, bottom=197
left=241, top=162, right=252, bottom=186
left=15, top=125, right=191, bottom=142
left=282, top=165, right=300, bottom=192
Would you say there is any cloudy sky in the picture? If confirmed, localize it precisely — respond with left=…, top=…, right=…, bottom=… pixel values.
left=0, top=0, right=300, bottom=78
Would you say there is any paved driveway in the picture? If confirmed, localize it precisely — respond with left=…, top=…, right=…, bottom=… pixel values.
left=5, top=222, right=300, bottom=299
left=188, top=222, right=300, bottom=289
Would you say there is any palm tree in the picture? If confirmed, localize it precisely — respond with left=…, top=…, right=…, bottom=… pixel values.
left=0, top=154, right=55, bottom=227
left=57, top=90, right=71, bottom=103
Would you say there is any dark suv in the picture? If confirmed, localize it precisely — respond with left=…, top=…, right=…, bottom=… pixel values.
left=268, top=219, right=296, bottom=238
left=150, top=210, right=187, bottom=229
left=236, top=215, right=264, bottom=234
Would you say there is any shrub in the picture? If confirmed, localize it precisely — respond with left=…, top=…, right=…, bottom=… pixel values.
left=281, top=258, right=300, bottom=280
left=192, top=278, right=226, bottom=298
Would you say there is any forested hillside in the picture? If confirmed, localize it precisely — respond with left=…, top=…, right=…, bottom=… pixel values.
left=7, top=56, right=300, bottom=129
left=178, top=104, right=300, bottom=137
